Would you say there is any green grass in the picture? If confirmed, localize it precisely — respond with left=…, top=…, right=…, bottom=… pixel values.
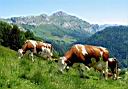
left=0, top=45, right=128, bottom=89
left=33, top=24, right=77, bottom=43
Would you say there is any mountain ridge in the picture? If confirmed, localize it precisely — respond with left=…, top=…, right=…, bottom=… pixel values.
left=1, top=11, right=111, bottom=34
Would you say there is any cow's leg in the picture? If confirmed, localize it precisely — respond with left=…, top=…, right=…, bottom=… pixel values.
left=117, top=68, right=121, bottom=79
left=18, top=53, right=23, bottom=59
left=33, top=47, right=37, bottom=54
left=115, top=63, right=119, bottom=80
left=111, top=68, right=116, bottom=80
left=30, top=52, right=34, bottom=62
left=66, top=66, right=70, bottom=71
left=105, top=61, right=108, bottom=80
left=113, top=67, right=118, bottom=80
left=111, top=64, right=118, bottom=80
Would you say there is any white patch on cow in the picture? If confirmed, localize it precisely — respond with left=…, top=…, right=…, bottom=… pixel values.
left=61, top=57, right=67, bottom=64
left=41, top=43, right=53, bottom=57
left=108, top=58, right=114, bottom=62
left=18, top=49, right=23, bottom=54
left=75, top=44, right=88, bottom=55
left=100, top=51, right=103, bottom=56
left=29, top=40, right=37, bottom=47
left=98, top=46, right=107, bottom=57
left=81, top=45, right=88, bottom=55
left=75, top=45, right=80, bottom=52
left=18, top=49, right=23, bottom=59
left=41, top=46, right=45, bottom=50
left=98, top=46, right=106, bottom=51
left=42, top=43, right=47, bottom=47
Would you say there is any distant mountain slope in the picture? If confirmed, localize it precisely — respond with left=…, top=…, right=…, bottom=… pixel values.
left=1, top=11, right=118, bottom=45
left=2, top=11, right=102, bottom=34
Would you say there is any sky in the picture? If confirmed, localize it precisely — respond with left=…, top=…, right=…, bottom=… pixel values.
left=0, top=0, right=128, bottom=25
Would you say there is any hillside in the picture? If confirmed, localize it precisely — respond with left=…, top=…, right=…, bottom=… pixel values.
left=0, top=45, right=128, bottom=89
left=76, top=26, right=128, bottom=68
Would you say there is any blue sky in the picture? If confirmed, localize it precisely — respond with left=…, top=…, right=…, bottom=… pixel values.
left=0, top=0, right=128, bottom=25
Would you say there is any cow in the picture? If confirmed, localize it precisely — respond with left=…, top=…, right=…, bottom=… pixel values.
left=18, top=40, right=53, bottom=61
left=86, top=57, right=120, bottom=80
left=107, top=57, right=120, bottom=79
left=58, top=44, right=109, bottom=80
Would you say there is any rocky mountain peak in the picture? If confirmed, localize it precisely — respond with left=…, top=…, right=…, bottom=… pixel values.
left=51, top=11, right=68, bottom=17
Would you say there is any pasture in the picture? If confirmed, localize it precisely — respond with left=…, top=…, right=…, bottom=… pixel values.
left=0, top=46, right=128, bottom=89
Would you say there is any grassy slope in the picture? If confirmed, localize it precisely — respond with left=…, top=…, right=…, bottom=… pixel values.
left=0, top=45, right=128, bottom=89
left=31, top=24, right=77, bottom=43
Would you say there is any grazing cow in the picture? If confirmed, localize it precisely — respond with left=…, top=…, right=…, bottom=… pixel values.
left=108, top=57, right=120, bottom=79
left=58, top=44, right=109, bottom=80
left=18, top=40, right=53, bottom=61
left=86, top=57, right=120, bottom=79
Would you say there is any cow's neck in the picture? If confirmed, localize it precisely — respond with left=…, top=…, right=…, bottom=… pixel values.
left=22, top=43, right=28, bottom=54
left=65, top=51, right=76, bottom=65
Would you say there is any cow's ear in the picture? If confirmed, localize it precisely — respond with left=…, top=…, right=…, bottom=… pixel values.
left=114, top=57, right=117, bottom=61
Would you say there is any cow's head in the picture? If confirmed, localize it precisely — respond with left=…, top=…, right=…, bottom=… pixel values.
left=18, top=49, right=24, bottom=59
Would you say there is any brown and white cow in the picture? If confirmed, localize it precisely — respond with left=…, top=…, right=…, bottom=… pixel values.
left=88, top=57, right=120, bottom=79
left=58, top=44, right=109, bottom=80
left=18, top=40, right=53, bottom=61
left=108, top=57, right=120, bottom=79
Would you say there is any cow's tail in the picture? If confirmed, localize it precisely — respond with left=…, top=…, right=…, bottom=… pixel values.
left=51, top=45, right=53, bottom=53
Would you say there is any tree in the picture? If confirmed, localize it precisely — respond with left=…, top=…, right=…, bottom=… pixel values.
left=25, top=30, right=35, bottom=39
left=9, top=24, right=26, bottom=50
left=0, top=21, right=12, bottom=46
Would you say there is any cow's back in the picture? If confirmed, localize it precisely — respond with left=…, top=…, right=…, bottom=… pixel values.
left=22, top=41, right=34, bottom=50
left=64, top=44, right=109, bottom=64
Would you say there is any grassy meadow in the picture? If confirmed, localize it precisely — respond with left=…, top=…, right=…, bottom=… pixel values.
left=0, top=45, right=128, bottom=89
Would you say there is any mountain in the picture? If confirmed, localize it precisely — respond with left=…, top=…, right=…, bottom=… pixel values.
left=1, top=11, right=122, bottom=34
left=2, top=11, right=103, bottom=34
left=1, top=11, right=111, bottom=42
left=1, top=11, right=116, bottom=40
